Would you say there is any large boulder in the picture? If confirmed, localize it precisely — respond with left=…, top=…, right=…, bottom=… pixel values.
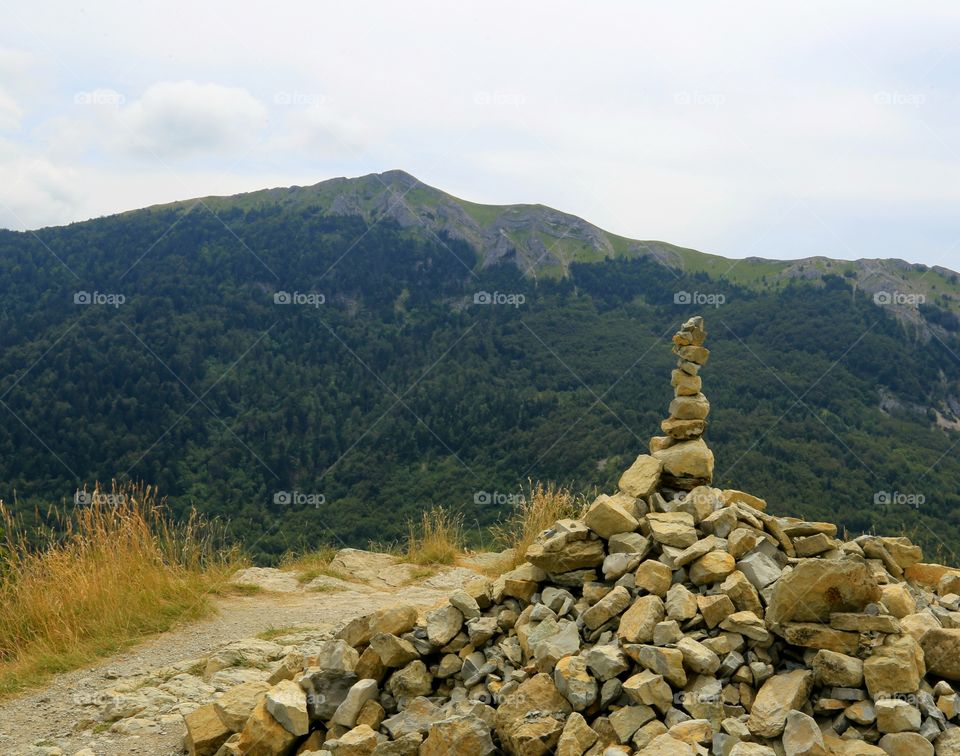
left=494, top=674, right=572, bottom=755
left=766, top=557, right=881, bottom=624
left=921, top=628, right=960, bottom=681
left=653, top=438, right=714, bottom=490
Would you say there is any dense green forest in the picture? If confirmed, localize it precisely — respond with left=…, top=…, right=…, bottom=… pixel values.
left=1, top=201, right=959, bottom=562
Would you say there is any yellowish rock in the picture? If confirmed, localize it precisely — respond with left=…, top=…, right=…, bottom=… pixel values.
left=747, top=669, right=814, bottom=738
left=584, top=495, right=639, bottom=539
left=671, top=369, right=701, bottom=396
left=653, top=438, right=715, bottom=490
left=688, top=551, right=736, bottom=586
left=236, top=700, right=298, bottom=756
left=766, top=558, right=881, bottom=624
left=183, top=703, right=232, bottom=756
left=863, top=635, right=924, bottom=698
left=556, top=712, right=598, bottom=756
left=618, top=454, right=663, bottom=498
left=636, top=560, right=673, bottom=597
left=494, top=674, right=571, bottom=755
left=697, top=594, right=735, bottom=629
left=618, top=595, right=666, bottom=644
left=881, top=583, right=917, bottom=618
left=721, top=489, right=767, bottom=511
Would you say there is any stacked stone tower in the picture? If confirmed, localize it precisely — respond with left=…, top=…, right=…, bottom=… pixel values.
left=650, top=315, right=715, bottom=490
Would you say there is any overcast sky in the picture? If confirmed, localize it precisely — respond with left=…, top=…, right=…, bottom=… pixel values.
left=1, top=1, right=958, bottom=268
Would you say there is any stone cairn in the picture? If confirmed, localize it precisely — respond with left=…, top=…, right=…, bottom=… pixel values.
left=186, top=316, right=960, bottom=756
left=651, top=316, right=714, bottom=491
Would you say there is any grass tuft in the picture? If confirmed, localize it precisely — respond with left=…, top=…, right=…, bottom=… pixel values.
left=492, top=481, right=585, bottom=569
left=405, top=506, right=464, bottom=565
left=0, top=481, right=242, bottom=696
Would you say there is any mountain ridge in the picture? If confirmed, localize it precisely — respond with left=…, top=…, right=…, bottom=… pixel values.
left=106, top=169, right=959, bottom=318
left=9, top=169, right=959, bottom=329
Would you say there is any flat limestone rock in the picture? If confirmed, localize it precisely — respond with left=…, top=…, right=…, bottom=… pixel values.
left=421, top=714, right=495, bottom=756
left=618, top=595, right=665, bottom=644
left=526, top=538, right=606, bottom=573
left=778, top=623, right=859, bottom=655
left=236, top=699, right=297, bottom=756
left=645, top=512, right=698, bottom=549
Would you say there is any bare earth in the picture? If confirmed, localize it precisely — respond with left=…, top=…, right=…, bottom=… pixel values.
left=0, top=550, right=502, bottom=756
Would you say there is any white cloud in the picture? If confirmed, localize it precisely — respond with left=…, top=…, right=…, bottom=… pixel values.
left=115, top=81, right=268, bottom=160
left=0, top=91, right=23, bottom=132
left=0, top=47, right=41, bottom=132
left=0, top=138, right=81, bottom=229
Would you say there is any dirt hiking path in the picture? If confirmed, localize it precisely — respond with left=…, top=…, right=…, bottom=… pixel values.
left=0, top=550, right=500, bottom=756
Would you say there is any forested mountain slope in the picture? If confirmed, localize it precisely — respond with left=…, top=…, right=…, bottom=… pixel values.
left=1, top=172, right=959, bottom=560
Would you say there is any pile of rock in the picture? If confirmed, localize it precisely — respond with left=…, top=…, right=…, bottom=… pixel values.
left=649, top=316, right=714, bottom=492
left=184, top=316, right=960, bottom=755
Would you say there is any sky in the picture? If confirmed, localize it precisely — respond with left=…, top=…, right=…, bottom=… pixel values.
left=1, top=1, right=958, bottom=268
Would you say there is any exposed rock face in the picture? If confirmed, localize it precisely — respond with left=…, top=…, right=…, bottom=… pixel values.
left=183, top=316, right=960, bottom=755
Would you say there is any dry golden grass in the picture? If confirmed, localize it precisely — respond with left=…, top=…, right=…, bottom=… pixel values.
left=405, top=506, right=464, bottom=565
left=492, top=481, right=586, bottom=569
left=0, top=481, right=242, bottom=696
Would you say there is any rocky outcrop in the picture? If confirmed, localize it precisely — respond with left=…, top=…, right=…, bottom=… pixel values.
left=182, top=316, right=960, bottom=755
